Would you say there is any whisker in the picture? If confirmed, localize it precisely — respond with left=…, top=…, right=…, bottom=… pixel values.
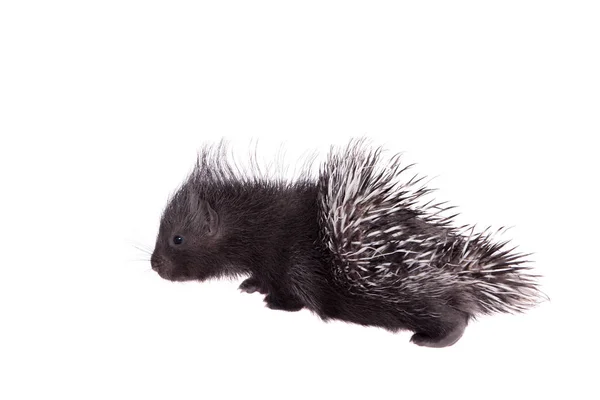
left=132, top=244, right=152, bottom=255
left=124, top=258, right=151, bottom=264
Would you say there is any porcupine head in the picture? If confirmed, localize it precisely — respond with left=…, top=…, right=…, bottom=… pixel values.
left=150, top=185, right=225, bottom=282
left=148, top=145, right=253, bottom=284
left=150, top=148, right=267, bottom=283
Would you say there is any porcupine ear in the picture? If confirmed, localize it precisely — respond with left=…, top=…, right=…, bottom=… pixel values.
left=202, top=200, right=219, bottom=236
left=188, top=191, right=220, bottom=236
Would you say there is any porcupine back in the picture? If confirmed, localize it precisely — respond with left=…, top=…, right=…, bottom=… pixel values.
left=317, top=140, right=544, bottom=318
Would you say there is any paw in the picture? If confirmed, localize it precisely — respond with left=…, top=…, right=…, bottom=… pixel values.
left=264, top=294, right=304, bottom=312
left=410, top=331, right=463, bottom=348
left=238, top=277, right=266, bottom=294
left=410, top=316, right=467, bottom=348
left=410, top=333, right=436, bottom=347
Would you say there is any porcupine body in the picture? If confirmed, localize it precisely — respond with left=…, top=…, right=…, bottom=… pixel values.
left=150, top=140, right=543, bottom=347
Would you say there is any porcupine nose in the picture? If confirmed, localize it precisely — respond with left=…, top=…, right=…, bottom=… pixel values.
left=151, top=253, right=174, bottom=280
left=150, top=253, right=161, bottom=271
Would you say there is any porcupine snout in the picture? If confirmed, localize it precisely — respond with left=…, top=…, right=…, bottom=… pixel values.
left=151, top=252, right=175, bottom=280
left=150, top=252, right=166, bottom=275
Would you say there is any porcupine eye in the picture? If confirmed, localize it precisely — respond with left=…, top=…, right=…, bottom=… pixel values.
left=172, top=235, right=184, bottom=245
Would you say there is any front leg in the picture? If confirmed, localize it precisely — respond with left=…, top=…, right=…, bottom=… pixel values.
left=240, top=270, right=304, bottom=312
left=238, top=276, right=268, bottom=294
left=263, top=289, right=304, bottom=312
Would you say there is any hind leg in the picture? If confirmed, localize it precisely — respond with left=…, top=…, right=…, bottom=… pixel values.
left=410, top=313, right=469, bottom=348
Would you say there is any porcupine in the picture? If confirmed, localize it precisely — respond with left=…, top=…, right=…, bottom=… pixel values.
left=150, top=140, right=543, bottom=347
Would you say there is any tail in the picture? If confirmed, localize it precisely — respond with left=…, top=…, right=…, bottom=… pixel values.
left=445, top=225, right=546, bottom=314
left=317, top=139, right=546, bottom=316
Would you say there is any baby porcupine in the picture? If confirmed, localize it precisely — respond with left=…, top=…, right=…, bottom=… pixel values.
left=150, top=140, right=544, bottom=347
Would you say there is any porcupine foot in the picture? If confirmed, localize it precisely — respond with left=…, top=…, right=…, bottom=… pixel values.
left=240, top=277, right=303, bottom=311
left=238, top=277, right=268, bottom=294
left=263, top=291, right=304, bottom=312
left=410, top=315, right=468, bottom=348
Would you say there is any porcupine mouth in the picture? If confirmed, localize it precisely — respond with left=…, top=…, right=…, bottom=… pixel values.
left=156, top=268, right=194, bottom=282
left=151, top=255, right=194, bottom=282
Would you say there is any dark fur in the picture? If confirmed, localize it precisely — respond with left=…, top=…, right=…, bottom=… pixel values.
left=151, top=141, right=540, bottom=347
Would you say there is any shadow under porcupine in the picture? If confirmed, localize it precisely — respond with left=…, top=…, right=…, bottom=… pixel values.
left=150, top=140, right=544, bottom=347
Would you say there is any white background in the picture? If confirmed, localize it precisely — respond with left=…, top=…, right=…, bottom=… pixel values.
left=1, top=1, right=598, bottom=399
